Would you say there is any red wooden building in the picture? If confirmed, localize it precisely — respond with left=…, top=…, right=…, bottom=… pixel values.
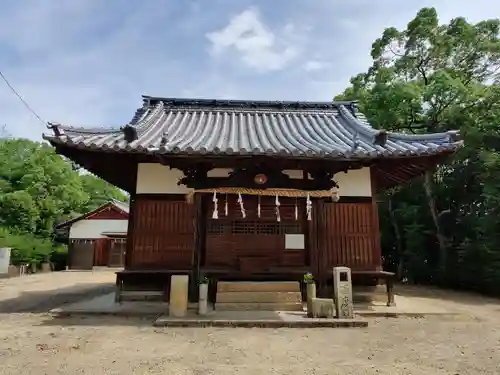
left=44, top=97, right=460, bottom=299
left=55, top=200, right=129, bottom=269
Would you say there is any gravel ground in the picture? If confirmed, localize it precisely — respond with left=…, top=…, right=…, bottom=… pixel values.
left=0, top=271, right=499, bottom=374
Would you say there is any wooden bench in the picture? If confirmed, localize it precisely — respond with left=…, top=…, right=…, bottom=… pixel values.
left=114, top=269, right=190, bottom=303
left=351, top=270, right=396, bottom=307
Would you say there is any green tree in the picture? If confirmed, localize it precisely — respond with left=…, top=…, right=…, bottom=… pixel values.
left=79, top=174, right=128, bottom=212
left=337, top=8, right=500, bottom=291
left=0, top=139, right=89, bottom=236
left=0, top=137, right=127, bottom=266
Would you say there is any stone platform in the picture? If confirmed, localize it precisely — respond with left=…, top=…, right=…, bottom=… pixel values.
left=50, top=290, right=457, bottom=326
left=50, top=293, right=368, bottom=328
left=153, top=310, right=367, bottom=328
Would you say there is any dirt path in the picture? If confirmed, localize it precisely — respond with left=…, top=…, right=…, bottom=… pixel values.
left=0, top=274, right=499, bottom=374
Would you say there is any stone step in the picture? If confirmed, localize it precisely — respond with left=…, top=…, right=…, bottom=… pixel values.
left=215, top=302, right=304, bottom=311
left=217, top=291, right=302, bottom=303
left=217, top=281, right=300, bottom=293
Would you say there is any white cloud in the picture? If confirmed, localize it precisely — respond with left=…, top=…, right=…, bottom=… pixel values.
left=206, top=7, right=300, bottom=72
left=303, top=60, right=329, bottom=72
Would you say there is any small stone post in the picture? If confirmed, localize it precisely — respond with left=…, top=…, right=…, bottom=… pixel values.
left=198, top=281, right=208, bottom=315
left=169, top=275, right=189, bottom=317
left=306, top=283, right=316, bottom=318
left=333, top=266, right=354, bottom=319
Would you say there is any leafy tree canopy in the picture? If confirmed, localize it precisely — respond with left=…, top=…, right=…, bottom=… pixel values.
left=0, top=137, right=128, bottom=265
left=337, top=8, right=500, bottom=293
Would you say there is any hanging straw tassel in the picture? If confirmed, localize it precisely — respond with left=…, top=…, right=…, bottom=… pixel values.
left=294, top=197, right=298, bottom=221
left=224, top=193, right=228, bottom=216
left=211, top=191, right=219, bottom=219
left=275, top=194, right=281, bottom=222
left=257, top=195, right=261, bottom=218
left=306, top=193, right=312, bottom=221
left=238, top=193, right=246, bottom=218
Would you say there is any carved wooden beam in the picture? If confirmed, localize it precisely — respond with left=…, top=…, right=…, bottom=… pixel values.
left=179, top=166, right=338, bottom=191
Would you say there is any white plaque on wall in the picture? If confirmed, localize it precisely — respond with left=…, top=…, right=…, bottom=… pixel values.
left=285, top=234, right=305, bottom=250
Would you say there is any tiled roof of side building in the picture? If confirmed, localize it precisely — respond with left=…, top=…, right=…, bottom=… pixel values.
left=42, top=96, right=462, bottom=159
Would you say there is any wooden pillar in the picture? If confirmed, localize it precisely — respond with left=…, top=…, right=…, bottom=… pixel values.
left=314, top=199, right=328, bottom=297
left=302, top=170, right=310, bottom=266
left=124, top=194, right=136, bottom=270
left=370, top=168, right=382, bottom=270
left=124, top=162, right=138, bottom=270
left=189, top=193, right=204, bottom=302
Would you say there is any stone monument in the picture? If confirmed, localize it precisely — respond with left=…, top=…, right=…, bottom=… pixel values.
left=333, top=266, right=354, bottom=319
left=169, top=275, right=189, bottom=317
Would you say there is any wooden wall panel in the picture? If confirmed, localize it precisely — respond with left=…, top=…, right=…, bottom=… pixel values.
left=313, top=202, right=380, bottom=279
left=129, top=196, right=193, bottom=269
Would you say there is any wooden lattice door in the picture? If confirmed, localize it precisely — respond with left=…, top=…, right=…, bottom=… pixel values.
left=108, top=239, right=126, bottom=267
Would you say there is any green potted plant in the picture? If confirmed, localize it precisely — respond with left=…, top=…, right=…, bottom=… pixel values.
left=198, top=276, right=209, bottom=315
left=304, top=272, right=316, bottom=317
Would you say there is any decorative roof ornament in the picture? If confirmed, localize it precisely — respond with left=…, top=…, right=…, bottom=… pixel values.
left=373, top=130, right=388, bottom=146
left=47, top=122, right=65, bottom=137
left=121, top=125, right=137, bottom=142
left=350, top=131, right=360, bottom=153
left=160, top=132, right=169, bottom=147
left=348, top=102, right=358, bottom=117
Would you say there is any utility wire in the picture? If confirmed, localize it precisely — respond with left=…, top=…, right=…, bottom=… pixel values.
left=0, top=70, right=46, bottom=125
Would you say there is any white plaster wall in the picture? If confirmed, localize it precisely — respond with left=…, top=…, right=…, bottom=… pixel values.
left=135, top=163, right=372, bottom=197
left=136, top=163, right=190, bottom=194
left=332, top=167, right=372, bottom=197
left=136, top=164, right=233, bottom=194
left=69, top=219, right=128, bottom=239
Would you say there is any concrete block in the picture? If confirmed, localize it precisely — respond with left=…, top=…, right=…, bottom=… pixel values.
left=41, top=263, right=52, bottom=273
left=169, top=275, right=189, bottom=317
left=311, top=298, right=335, bottom=318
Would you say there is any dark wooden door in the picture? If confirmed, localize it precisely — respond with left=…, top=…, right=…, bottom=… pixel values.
left=108, top=240, right=126, bottom=267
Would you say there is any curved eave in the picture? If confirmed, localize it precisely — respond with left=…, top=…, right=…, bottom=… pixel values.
left=42, top=98, right=463, bottom=161
left=44, top=132, right=462, bottom=161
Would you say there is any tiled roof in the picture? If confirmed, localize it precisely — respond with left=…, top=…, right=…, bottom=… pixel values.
left=111, top=199, right=130, bottom=214
left=55, top=200, right=129, bottom=229
left=43, top=96, right=462, bottom=159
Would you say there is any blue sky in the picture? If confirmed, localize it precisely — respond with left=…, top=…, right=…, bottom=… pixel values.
left=1, top=0, right=499, bottom=140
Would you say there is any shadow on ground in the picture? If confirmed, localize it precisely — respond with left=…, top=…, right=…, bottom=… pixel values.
left=0, top=283, right=115, bottom=313
left=38, top=315, right=156, bottom=327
